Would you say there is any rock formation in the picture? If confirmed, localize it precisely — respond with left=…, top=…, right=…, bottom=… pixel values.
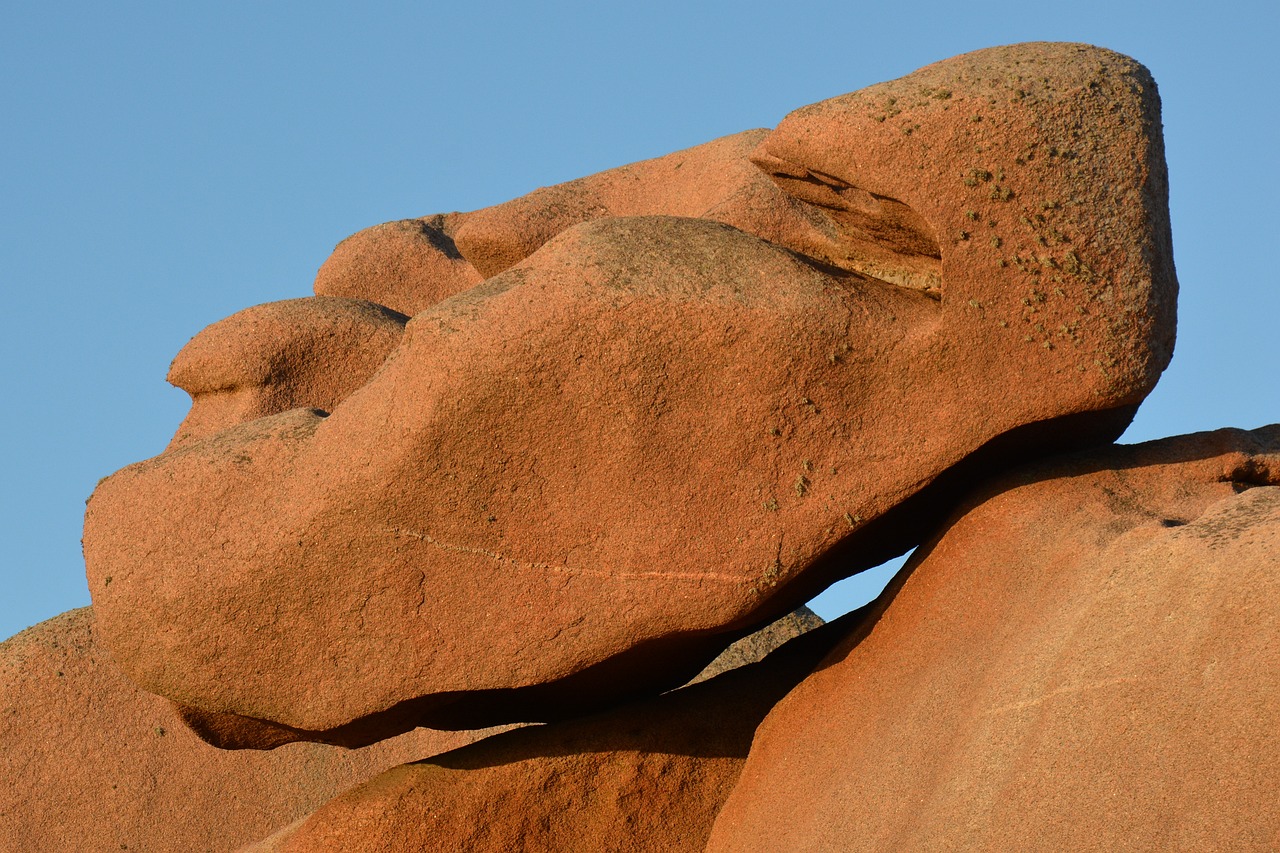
left=242, top=613, right=845, bottom=852
left=82, top=41, right=1177, bottom=748
left=705, top=426, right=1280, bottom=852
left=0, top=606, right=818, bottom=852
left=166, top=297, right=408, bottom=450
left=313, top=215, right=481, bottom=317
left=8, top=39, right=1268, bottom=853
left=0, top=609, right=487, bottom=852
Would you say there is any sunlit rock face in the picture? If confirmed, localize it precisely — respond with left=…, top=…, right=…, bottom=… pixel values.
left=84, top=42, right=1177, bottom=748
left=0, top=608, right=494, bottom=853
left=705, top=426, right=1280, bottom=853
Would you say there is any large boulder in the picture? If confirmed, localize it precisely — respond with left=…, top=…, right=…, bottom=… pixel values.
left=706, top=426, right=1280, bottom=852
left=0, top=609, right=489, bottom=853
left=83, top=42, right=1177, bottom=747
left=241, top=613, right=846, bottom=853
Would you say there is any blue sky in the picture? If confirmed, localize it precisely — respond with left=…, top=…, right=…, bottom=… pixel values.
left=2, top=1, right=1275, bottom=641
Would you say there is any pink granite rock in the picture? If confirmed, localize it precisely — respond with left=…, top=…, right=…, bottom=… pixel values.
left=313, top=214, right=482, bottom=317
left=0, top=609, right=491, bottom=853
left=167, top=296, right=407, bottom=450
left=450, top=129, right=812, bottom=278
left=84, top=43, right=1177, bottom=746
left=707, top=426, right=1280, bottom=852
left=241, top=615, right=844, bottom=852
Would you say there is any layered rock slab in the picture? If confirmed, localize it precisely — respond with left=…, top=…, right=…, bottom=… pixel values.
left=0, top=609, right=488, bottom=853
left=706, top=426, right=1280, bottom=852
left=241, top=613, right=846, bottom=853
left=84, top=42, right=1177, bottom=746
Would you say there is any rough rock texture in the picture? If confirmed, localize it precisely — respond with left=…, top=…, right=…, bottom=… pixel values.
left=167, top=296, right=408, bottom=450
left=83, top=42, right=1177, bottom=747
left=313, top=214, right=483, bottom=317
left=690, top=605, right=823, bottom=684
left=241, top=616, right=847, bottom=853
left=451, top=129, right=814, bottom=278
left=0, top=609, right=491, bottom=853
left=706, top=426, right=1280, bottom=852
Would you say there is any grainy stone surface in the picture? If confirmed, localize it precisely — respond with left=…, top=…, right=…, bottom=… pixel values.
left=313, top=214, right=482, bottom=317
left=83, top=42, right=1178, bottom=746
left=690, top=606, right=823, bottom=684
left=450, top=129, right=802, bottom=278
left=706, top=426, right=1280, bottom=852
left=166, top=296, right=408, bottom=450
left=0, top=609, right=491, bottom=853
left=240, top=616, right=846, bottom=853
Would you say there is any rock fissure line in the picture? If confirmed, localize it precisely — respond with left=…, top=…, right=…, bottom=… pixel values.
left=385, top=525, right=745, bottom=584
left=984, top=674, right=1146, bottom=717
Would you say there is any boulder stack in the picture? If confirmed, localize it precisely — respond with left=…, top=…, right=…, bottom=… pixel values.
left=7, top=42, right=1275, bottom=851
left=82, top=41, right=1177, bottom=749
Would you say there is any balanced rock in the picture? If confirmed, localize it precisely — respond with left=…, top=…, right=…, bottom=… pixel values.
left=706, top=426, right=1280, bottom=852
left=83, top=42, right=1177, bottom=746
left=0, top=609, right=489, bottom=853
left=242, top=614, right=845, bottom=853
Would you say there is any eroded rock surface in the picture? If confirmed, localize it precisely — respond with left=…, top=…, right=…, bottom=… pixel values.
left=84, top=42, right=1177, bottom=746
left=241, top=615, right=846, bottom=853
left=706, top=426, right=1280, bottom=852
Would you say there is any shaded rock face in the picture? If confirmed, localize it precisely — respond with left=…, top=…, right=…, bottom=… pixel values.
left=241, top=614, right=848, bottom=853
left=83, top=42, right=1177, bottom=748
left=0, top=605, right=816, bottom=852
left=691, top=605, right=823, bottom=685
left=706, top=426, right=1280, bottom=853
left=0, top=609, right=492, bottom=853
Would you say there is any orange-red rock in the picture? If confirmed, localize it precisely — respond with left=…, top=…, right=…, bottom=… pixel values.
left=0, top=609, right=488, bottom=853
left=706, top=426, right=1280, bottom=852
left=313, top=214, right=482, bottom=317
left=450, top=129, right=812, bottom=278
left=83, top=43, right=1177, bottom=746
left=167, top=296, right=408, bottom=450
left=241, top=615, right=846, bottom=853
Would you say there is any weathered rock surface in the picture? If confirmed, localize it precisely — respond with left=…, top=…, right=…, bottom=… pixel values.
left=166, top=296, right=408, bottom=450
left=0, top=609, right=489, bottom=853
left=83, top=43, right=1177, bottom=746
left=450, top=129, right=811, bottom=279
left=691, top=605, right=823, bottom=684
left=706, top=426, right=1280, bottom=852
left=241, top=614, right=847, bottom=853
left=313, top=214, right=482, bottom=317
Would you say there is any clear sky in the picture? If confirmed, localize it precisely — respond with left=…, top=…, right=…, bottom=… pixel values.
left=2, top=1, right=1275, bottom=641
